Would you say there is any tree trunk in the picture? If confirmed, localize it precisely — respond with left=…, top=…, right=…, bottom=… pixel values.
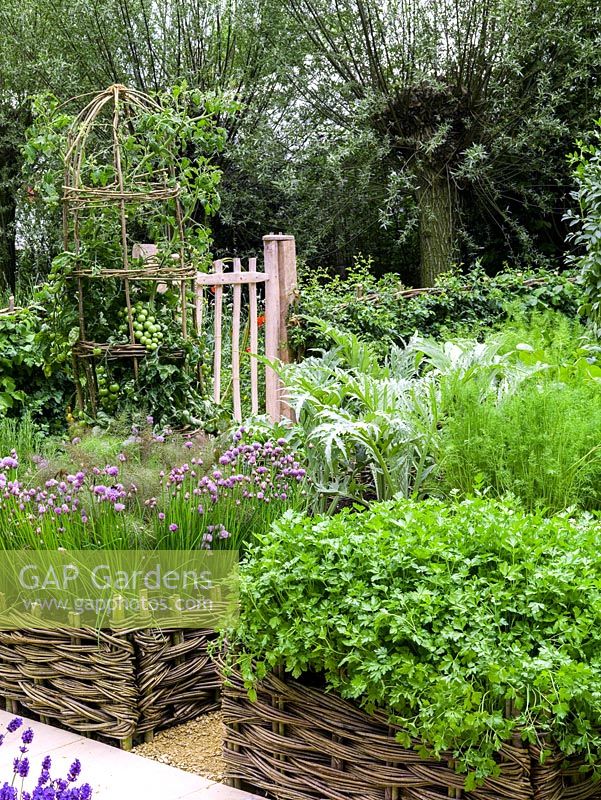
left=416, top=165, right=456, bottom=288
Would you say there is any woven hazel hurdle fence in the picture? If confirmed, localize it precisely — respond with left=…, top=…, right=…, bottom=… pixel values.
left=221, top=667, right=600, bottom=800
left=0, top=626, right=220, bottom=748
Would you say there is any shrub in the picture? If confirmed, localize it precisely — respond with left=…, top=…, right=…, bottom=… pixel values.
left=0, top=307, right=68, bottom=426
left=566, top=121, right=601, bottom=336
left=228, top=498, right=601, bottom=785
left=290, top=260, right=583, bottom=358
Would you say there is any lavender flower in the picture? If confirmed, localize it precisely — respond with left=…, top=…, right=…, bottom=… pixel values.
left=0, top=719, right=92, bottom=799
left=67, top=761, right=81, bottom=783
left=14, top=758, right=29, bottom=778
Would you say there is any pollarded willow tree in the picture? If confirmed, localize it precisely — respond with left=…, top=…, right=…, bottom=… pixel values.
left=285, top=0, right=601, bottom=285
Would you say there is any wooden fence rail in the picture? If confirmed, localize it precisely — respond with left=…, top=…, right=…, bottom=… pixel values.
left=196, top=233, right=297, bottom=423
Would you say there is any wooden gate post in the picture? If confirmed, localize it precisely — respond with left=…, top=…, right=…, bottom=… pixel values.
left=263, top=237, right=281, bottom=422
left=263, top=234, right=297, bottom=421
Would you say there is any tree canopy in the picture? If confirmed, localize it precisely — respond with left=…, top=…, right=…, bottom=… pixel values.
left=1, top=0, right=600, bottom=288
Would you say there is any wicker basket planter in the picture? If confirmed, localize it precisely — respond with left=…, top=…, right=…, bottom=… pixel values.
left=0, top=627, right=219, bottom=746
left=222, top=667, right=600, bottom=800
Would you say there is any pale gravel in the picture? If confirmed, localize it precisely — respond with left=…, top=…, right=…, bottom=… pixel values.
left=133, top=711, right=226, bottom=782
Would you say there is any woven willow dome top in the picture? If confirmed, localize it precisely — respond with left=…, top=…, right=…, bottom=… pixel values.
left=62, top=83, right=195, bottom=283
left=63, top=84, right=179, bottom=207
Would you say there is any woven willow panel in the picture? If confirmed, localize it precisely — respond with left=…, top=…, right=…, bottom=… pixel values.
left=0, top=627, right=220, bottom=744
left=222, top=668, right=600, bottom=800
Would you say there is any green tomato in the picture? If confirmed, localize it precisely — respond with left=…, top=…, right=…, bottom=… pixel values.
left=99, top=387, right=109, bottom=397
left=109, top=383, right=120, bottom=394
left=93, top=347, right=102, bottom=357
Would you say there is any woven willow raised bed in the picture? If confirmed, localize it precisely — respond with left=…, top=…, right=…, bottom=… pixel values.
left=0, top=627, right=219, bottom=747
left=222, top=667, right=600, bottom=800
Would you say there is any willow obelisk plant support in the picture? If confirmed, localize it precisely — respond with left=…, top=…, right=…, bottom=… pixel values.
left=60, top=83, right=223, bottom=414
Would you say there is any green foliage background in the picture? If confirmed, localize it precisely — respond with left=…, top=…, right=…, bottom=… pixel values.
left=0, top=0, right=600, bottom=289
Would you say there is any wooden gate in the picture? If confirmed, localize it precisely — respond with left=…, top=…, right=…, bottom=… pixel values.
left=195, top=234, right=297, bottom=423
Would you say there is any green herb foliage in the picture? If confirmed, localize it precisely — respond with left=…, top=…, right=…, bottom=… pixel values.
left=438, top=314, right=601, bottom=511
left=281, top=320, right=541, bottom=510
left=228, top=499, right=601, bottom=785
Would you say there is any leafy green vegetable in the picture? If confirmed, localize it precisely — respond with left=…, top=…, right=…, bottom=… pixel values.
left=228, top=498, right=601, bottom=783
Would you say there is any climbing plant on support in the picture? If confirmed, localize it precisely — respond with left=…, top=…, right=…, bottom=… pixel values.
left=23, top=83, right=230, bottom=423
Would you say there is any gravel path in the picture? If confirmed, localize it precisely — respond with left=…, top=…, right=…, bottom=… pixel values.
left=133, top=711, right=226, bottom=782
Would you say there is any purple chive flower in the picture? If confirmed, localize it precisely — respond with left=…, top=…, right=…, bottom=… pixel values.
left=117, top=453, right=126, bottom=463
left=169, top=523, right=178, bottom=532
left=104, top=466, right=119, bottom=477
left=158, top=512, right=165, bottom=521
left=146, top=415, right=154, bottom=425
left=184, top=441, right=193, bottom=449
left=113, top=503, right=125, bottom=512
